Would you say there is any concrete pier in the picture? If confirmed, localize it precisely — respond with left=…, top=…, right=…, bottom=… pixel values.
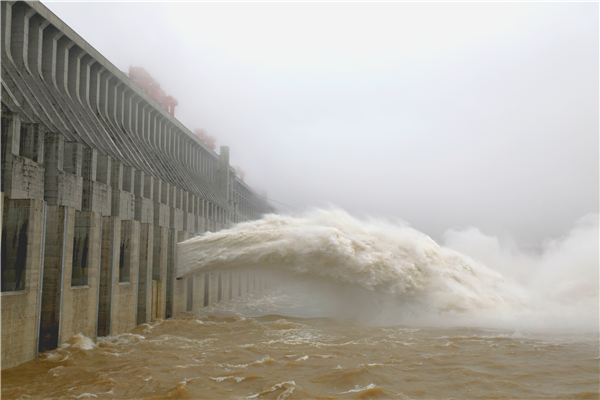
left=1, top=0, right=275, bottom=370
left=136, top=223, right=153, bottom=325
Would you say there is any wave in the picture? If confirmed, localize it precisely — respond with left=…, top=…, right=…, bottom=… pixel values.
left=177, top=208, right=598, bottom=330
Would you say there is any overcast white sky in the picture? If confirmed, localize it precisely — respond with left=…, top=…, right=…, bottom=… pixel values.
left=44, top=1, right=598, bottom=245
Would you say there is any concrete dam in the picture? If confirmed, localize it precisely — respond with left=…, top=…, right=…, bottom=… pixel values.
left=1, top=0, right=276, bottom=370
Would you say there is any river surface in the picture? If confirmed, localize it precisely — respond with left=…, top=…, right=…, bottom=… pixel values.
left=3, top=210, right=598, bottom=399
left=2, top=288, right=598, bottom=400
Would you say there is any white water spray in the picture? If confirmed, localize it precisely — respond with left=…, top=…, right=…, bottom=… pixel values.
left=178, top=209, right=598, bottom=331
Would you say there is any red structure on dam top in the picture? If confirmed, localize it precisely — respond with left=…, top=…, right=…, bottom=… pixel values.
left=127, top=67, right=178, bottom=116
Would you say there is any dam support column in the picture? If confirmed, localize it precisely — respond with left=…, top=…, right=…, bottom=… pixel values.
left=208, top=271, right=219, bottom=305
left=152, top=226, right=168, bottom=320
left=192, top=274, right=205, bottom=310
left=1, top=116, right=45, bottom=201
left=187, top=277, right=193, bottom=311
left=134, top=171, right=154, bottom=325
left=239, top=270, right=248, bottom=296
left=111, top=219, right=140, bottom=335
left=173, top=231, right=189, bottom=315
left=82, top=149, right=112, bottom=216
left=97, top=216, right=119, bottom=337
left=221, top=270, right=231, bottom=301
left=165, top=228, right=176, bottom=318
left=217, top=146, right=230, bottom=202
left=260, top=270, right=265, bottom=291
left=97, top=217, right=140, bottom=336
left=60, top=211, right=102, bottom=344
left=137, top=223, right=153, bottom=325
left=165, top=183, right=183, bottom=318
left=1, top=113, right=47, bottom=368
left=151, top=226, right=167, bottom=320
left=97, top=159, right=139, bottom=337
left=38, top=206, right=73, bottom=352
left=1, top=199, right=46, bottom=369
left=114, top=162, right=138, bottom=335
left=231, top=270, right=240, bottom=299
left=39, top=131, right=84, bottom=352
left=152, top=178, right=169, bottom=320
left=165, top=228, right=174, bottom=318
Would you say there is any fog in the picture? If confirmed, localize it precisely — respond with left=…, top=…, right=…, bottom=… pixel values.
left=44, top=2, right=598, bottom=246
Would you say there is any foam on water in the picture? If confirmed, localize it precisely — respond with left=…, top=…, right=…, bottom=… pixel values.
left=178, top=208, right=599, bottom=331
left=4, top=306, right=597, bottom=399
left=69, top=333, right=97, bottom=351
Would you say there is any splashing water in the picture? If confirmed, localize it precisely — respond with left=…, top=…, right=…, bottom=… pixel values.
left=178, top=209, right=598, bottom=331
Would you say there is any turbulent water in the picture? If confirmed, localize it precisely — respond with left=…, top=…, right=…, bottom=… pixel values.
left=2, top=209, right=599, bottom=399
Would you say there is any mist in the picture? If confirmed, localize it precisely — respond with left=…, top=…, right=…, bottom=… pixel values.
left=43, top=1, right=598, bottom=246
left=178, top=209, right=599, bottom=333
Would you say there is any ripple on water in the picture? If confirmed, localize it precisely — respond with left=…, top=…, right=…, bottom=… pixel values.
left=0, top=313, right=598, bottom=400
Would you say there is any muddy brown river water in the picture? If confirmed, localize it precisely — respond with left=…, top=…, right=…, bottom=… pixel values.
left=2, top=293, right=598, bottom=400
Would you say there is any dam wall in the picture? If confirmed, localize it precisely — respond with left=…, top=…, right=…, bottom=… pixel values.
left=1, top=0, right=276, bottom=369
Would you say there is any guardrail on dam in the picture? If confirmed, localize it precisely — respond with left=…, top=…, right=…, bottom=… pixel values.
left=1, top=0, right=276, bottom=369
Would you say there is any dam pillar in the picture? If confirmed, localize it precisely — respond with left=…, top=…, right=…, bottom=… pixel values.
left=136, top=223, right=153, bottom=325
left=179, top=190, right=187, bottom=232
left=165, top=182, right=184, bottom=318
left=167, top=229, right=175, bottom=319
left=82, top=149, right=112, bottom=215
left=1, top=116, right=45, bottom=201
left=111, top=219, right=139, bottom=335
left=187, top=275, right=193, bottom=311
left=210, top=202, right=215, bottom=232
left=248, top=270, right=255, bottom=292
left=173, top=231, right=189, bottom=315
left=231, top=270, right=240, bottom=299
left=239, top=270, right=248, bottom=296
left=134, top=171, right=154, bottom=325
left=60, top=211, right=102, bottom=344
left=221, top=270, right=231, bottom=301
left=153, top=178, right=170, bottom=228
left=95, top=159, right=139, bottom=336
left=152, top=225, right=168, bottom=320
left=185, top=192, right=196, bottom=235
left=38, top=206, right=73, bottom=352
left=192, top=196, right=200, bottom=233
left=197, top=199, right=206, bottom=233
left=246, top=270, right=252, bottom=294
left=165, top=228, right=176, bottom=318
left=97, top=216, right=120, bottom=337
left=192, top=274, right=205, bottom=310
left=150, top=177, right=169, bottom=320
left=1, top=199, right=45, bottom=369
left=134, top=170, right=153, bottom=224
left=110, top=160, right=134, bottom=221
left=217, top=146, right=230, bottom=202
left=38, top=131, right=88, bottom=352
left=169, top=186, right=184, bottom=232
left=208, top=271, right=219, bottom=305
left=97, top=217, right=140, bottom=336
left=44, top=132, right=83, bottom=210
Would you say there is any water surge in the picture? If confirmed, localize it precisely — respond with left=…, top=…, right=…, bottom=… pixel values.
left=178, top=208, right=599, bottom=330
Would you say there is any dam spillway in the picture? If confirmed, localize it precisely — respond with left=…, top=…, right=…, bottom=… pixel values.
left=0, top=0, right=275, bottom=369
